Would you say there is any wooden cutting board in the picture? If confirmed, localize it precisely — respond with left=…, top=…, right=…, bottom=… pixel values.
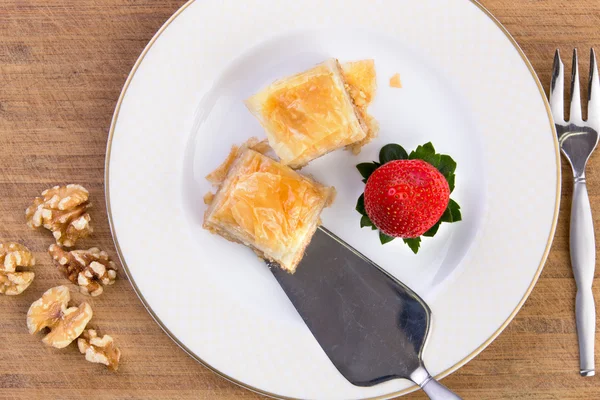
left=0, top=1, right=599, bottom=399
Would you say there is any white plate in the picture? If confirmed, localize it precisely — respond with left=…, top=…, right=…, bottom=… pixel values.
left=105, top=1, right=560, bottom=399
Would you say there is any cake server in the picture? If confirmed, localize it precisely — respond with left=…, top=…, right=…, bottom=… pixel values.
left=269, top=226, right=461, bottom=399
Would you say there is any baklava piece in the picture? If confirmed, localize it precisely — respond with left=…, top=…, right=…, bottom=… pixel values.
left=204, top=142, right=335, bottom=273
left=246, top=58, right=371, bottom=168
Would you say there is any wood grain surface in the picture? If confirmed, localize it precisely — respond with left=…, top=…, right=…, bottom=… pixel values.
left=1, top=1, right=599, bottom=399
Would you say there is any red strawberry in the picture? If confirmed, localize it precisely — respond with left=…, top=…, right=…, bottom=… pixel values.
left=364, top=159, right=450, bottom=238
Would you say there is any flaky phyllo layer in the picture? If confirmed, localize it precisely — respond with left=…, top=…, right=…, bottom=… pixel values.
left=246, top=58, right=378, bottom=168
left=204, top=140, right=334, bottom=273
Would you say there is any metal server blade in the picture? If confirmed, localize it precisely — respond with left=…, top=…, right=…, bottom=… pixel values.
left=269, top=226, right=431, bottom=387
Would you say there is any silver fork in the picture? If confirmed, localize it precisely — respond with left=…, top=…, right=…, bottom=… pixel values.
left=550, top=48, right=599, bottom=377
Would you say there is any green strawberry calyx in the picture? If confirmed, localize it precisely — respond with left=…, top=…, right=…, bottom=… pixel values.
left=355, top=142, right=462, bottom=254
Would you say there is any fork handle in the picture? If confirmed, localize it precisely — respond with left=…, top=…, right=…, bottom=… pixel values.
left=571, top=177, right=596, bottom=376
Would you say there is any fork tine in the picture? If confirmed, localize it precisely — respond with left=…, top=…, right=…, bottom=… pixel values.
left=570, top=48, right=583, bottom=122
left=550, top=49, right=565, bottom=122
left=588, top=48, right=600, bottom=124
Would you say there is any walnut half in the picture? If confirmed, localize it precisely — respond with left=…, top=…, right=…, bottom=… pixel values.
left=48, top=245, right=117, bottom=297
left=26, top=184, right=92, bottom=247
left=0, top=243, right=35, bottom=295
left=78, top=329, right=121, bottom=371
left=27, top=286, right=93, bottom=348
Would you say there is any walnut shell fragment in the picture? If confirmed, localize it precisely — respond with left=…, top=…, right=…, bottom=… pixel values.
left=27, top=286, right=93, bottom=348
left=26, top=184, right=92, bottom=247
left=48, top=245, right=117, bottom=297
left=78, top=329, right=121, bottom=371
left=0, top=243, right=35, bottom=295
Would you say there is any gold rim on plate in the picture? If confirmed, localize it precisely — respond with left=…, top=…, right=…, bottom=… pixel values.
left=104, top=1, right=561, bottom=398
